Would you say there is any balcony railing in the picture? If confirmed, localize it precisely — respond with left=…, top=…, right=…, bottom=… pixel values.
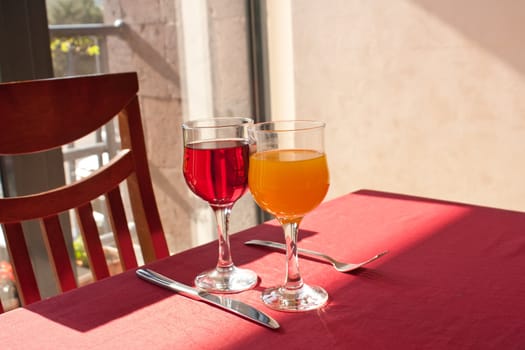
left=48, top=20, right=124, bottom=185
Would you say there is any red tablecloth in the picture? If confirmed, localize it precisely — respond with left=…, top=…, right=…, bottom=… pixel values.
left=1, top=190, right=524, bottom=349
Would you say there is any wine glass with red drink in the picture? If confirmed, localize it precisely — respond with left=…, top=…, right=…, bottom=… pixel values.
left=182, top=117, right=258, bottom=293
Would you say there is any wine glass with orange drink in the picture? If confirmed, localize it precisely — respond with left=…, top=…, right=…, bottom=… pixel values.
left=248, top=120, right=330, bottom=311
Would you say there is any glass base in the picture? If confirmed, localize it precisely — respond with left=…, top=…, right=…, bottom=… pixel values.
left=194, top=266, right=258, bottom=293
left=261, top=284, right=328, bottom=312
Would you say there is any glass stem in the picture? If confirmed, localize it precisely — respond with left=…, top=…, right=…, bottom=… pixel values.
left=211, top=205, right=234, bottom=269
left=279, top=218, right=304, bottom=290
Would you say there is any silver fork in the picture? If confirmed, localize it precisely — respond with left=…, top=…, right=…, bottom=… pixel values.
left=245, top=239, right=388, bottom=273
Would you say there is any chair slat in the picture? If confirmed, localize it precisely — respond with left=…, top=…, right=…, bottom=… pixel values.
left=105, top=187, right=138, bottom=270
left=119, top=103, right=170, bottom=262
left=0, top=150, right=134, bottom=222
left=41, top=216, right=77, bottom=292
left=3, top=223, right=41, bottom=305
left=76, top=203, right=109, bottom=280
left=0, top=73, right=138, bottom=155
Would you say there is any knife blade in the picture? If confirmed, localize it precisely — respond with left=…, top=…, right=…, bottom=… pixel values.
left=136, top=268, right=279, bottom=330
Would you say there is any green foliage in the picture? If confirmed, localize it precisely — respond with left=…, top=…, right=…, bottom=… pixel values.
left=73, top=236, right=89, bottom=267
left=47, top=0, right=103, bottom=25
left=47, top=0, right=104, bottom=76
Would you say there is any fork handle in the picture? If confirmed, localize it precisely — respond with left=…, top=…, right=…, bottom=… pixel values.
left=245, top=239, right=328, bottom=260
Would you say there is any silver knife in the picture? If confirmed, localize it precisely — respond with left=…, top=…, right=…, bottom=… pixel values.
left=136, top=268, right=279, bottom=330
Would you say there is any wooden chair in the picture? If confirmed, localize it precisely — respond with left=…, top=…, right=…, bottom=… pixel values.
left=0, top=72, right=170, bottom=312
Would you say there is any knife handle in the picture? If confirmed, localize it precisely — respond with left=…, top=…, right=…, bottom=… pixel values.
left=136, top=268, right=200, bottom=300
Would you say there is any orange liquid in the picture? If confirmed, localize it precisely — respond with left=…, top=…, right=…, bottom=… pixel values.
left=249, top=149, right=329, bottom=218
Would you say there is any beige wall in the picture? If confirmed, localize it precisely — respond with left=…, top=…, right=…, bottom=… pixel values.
left=206, top=0, right=259, bottom=231
left=103, top=0, right=525, bottom=256
left=293, top=0, right=525, bottom=211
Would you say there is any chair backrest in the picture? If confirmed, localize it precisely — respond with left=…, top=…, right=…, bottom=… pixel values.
left=0, top=72, right=170, bottom=312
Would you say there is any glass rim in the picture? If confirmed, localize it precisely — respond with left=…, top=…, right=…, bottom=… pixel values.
left=252, top=119, right=325, bottom=132
left=182, top=117, right=253, bottom=130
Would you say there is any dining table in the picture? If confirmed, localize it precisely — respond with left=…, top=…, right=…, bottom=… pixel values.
left=0, top=189, right=524, bottom=349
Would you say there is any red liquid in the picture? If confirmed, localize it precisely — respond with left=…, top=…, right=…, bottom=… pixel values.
left=183, top=140, right=250, bottom=206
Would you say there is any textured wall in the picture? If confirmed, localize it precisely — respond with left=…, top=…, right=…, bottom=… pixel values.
left=104, top=0, right=191, bottom=253
left=293, top=0, right=525, bottom=211
left=104, top=0, right=257, bottom=254
left=206, top=0, right=260, bottom=232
